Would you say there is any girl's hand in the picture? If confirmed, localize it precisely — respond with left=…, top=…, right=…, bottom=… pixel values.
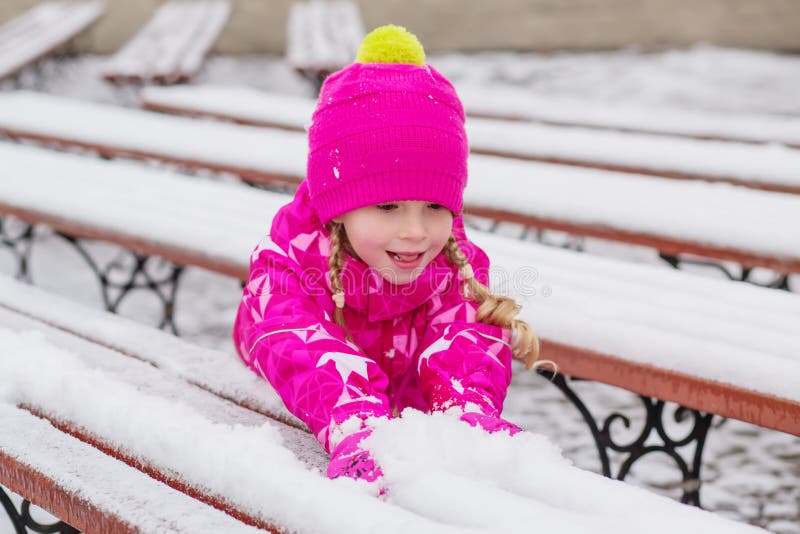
left=327, top=428, right=383, bottom=482
left=460, top=412, right=521, bottom=435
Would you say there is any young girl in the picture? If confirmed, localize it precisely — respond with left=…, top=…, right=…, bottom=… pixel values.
left=234, top=25, right=540, bottom=483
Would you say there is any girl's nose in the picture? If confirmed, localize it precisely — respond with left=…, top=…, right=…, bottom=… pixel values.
left=399, top=211, right=427, bottom=240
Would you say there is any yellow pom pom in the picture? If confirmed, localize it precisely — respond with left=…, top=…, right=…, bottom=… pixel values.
left=355, top=25, right=425, bottom=66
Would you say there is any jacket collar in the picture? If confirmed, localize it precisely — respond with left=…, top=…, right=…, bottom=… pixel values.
left=338, top=253, right=456, bottom=321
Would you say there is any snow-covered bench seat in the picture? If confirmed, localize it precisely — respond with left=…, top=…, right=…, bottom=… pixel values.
left=101, top=1, right=230, bottom=85
left=0, top=1, right=105, bottom=82
left=2, top=93, right=800, bottom=281
left=1, top=142, right=798, bottom=441
left=0, top=278, right=767, bottom=534
left=139, top=85, right=800, bottom=196
left=285, top=1, right=365, bottom=89
left=455, top=85, right=800, bottom=149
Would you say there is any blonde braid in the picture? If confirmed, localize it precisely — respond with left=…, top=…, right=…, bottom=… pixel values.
left=327, top=223, right=353, bottom=341
left=443, top=235, right=542, bottom=370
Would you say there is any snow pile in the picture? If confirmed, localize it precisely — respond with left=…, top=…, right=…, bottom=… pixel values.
left=0, top=275, right=298, bottom=426
left=0, top=326, right=765, bottom=533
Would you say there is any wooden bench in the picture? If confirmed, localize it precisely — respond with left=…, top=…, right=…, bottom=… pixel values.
left=2, top=92, right=799, bottom=289
left=0, top=1, right=105, bottom=82
left=139, top=85, right=800, bottom=196
left=102, top=1, right=230, bottom=85
left=455, top=85, right=800, bottom=149
left=1, top=141, right=798, bottom=511
left=285, top=1, right=365, bottom=90
left=1, top=278, right=769, bottom=534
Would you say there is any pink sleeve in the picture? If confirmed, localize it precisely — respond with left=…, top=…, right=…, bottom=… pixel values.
left=233, top=241, right=391, bottom=452
left=416, top=239, right=514, bottom=418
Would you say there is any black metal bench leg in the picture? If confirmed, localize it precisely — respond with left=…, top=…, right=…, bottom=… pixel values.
left=55, top=234, right=185, bottom=335
left=658, top=253, right=792, bottom=292
left=540, top=370, right=714, bottom=507
left=0, top=217, right=35, bottom=283
left=0, top=485, right=80, bottom=534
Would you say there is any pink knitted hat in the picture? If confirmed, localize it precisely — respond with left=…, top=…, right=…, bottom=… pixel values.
left=306, top=25, right=468, bottom=225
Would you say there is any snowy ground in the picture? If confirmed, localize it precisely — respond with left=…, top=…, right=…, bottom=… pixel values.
left=1, top=45, right=799, bottom=533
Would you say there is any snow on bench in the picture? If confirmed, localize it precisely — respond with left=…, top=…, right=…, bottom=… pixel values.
left=285, top=1, right=365, bottom=88
left=455, top=84, right=800, bottom=149
left=0, top=91, right=304, bottom=189
left=142, top=85, right=316, bottom=130
left=0, top=278, right=769, bottom=533
left=1, top=142, right=799, bottom=441
left=0, top=1, right=105, bottom=81
left=102, top=1, right=230, bottom=85
left=2, top=93, right=800, bottom=277
left=139, top=85, right=800, bottom=195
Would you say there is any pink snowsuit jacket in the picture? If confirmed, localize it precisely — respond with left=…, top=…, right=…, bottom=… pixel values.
left=233, top=181, right=514, bottom=452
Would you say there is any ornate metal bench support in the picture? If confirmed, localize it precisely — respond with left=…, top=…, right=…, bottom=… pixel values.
left=659, top=253, right=790, bottom=290
left=539, top=370, right=714, bottom=507
left=57, top=234, right=185, bottom=335
left=0, top=485, right=79, bottom=534
left=0, top=217, right=35, bottom=282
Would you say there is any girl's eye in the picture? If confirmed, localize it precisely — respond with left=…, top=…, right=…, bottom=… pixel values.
left=377, top=204, right=398, bottom=211
left=427, top=203, right=443, bottom=210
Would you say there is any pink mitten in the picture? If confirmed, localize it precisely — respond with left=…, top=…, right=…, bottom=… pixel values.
left=460, top=412, right=521, bottom=435
left=326, top=428, right=383, bottom=482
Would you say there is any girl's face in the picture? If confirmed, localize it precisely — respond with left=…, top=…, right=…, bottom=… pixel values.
left=334, top=201, right=454, bottom=285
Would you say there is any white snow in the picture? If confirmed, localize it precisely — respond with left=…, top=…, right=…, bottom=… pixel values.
left=456, top=84, right=800, bottom=147
left=142, top=84, right=316, bottom=128
left=465, top=154, right=800, bottom=260
left=466, top=119, right=800, bottom=189
left=0, top=405, right=265, bottom=534
left=0, top=91, right=308, bottom=178
left=0, top=275, right=299, bottom=427
left=0, top=295, right=766, bottom=533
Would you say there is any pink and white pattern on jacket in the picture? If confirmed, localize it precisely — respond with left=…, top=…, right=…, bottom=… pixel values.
left=233, top=181, right=518, bottom=462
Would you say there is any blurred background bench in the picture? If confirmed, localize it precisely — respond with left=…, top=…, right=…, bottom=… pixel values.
left=0, top=1, right=104, bottom=84
left=102, top=0, right=230, bottom=84
left=285, top=0, right=364, bottom=91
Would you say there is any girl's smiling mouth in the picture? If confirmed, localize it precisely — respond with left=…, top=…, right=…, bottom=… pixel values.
left=387, top=250, right=425, bottom=267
